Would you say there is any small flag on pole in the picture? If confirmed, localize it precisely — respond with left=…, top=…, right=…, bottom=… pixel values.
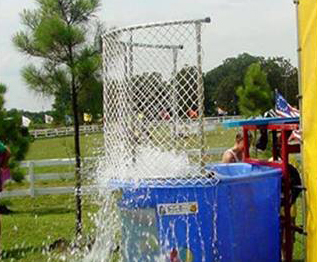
left=264, top=109, right=278, bottom=118
left=217, top=107, right=227, bottom=116
left=83, top=113, right=92, bottom=123
left=45, top=114, right=54, bottom=124
left=22, top=116, right=31, bottom=127
left=65, top=115, right=72, bottom=125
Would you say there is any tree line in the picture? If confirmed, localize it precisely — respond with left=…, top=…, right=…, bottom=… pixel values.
left=7, top=52, right=297, bottom=124
left=51, top=53, right=299, bottom=120
left=4, top=52, right=297, bottom=127
left=204, top=53, right=298, bottom=116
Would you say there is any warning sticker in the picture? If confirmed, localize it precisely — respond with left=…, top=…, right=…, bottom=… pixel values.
left=157, top=202, right=198, bottom=216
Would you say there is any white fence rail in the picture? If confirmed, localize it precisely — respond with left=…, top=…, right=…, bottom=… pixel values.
left=29, top=116, right=241, bottom=139
left=30, top=125, right=103, bottom=139
left=3, top=115, right=242, bottom=197
left=1, top=158, right=96, bottom=198
left=0, top=186, right=99, bottom=198
left=0, top=148, right=227, bottom=198
left=205, top=115, right=241, bottom=124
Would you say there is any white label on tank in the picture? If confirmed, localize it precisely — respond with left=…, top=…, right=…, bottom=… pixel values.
left=157, top=202, right=198, bottom=216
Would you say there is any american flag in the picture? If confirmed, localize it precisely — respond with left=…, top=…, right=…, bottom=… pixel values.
left=275, top=91, right=300, bottom=118
left=274, top=91, right=301, bottom=142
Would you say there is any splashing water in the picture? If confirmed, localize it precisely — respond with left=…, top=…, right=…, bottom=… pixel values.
left=77, top=144, right=222, bottom=262
left=82, top=146, right=194, bottom=261
left=84, top=17, right=220, bottom=262
left=96, top=146, right=192, bottom=187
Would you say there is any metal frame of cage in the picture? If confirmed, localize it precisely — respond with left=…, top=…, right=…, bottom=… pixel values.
left=102, top=17, right=211, bottom=182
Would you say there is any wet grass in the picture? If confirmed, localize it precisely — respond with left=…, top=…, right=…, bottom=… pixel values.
left=2, top=133, right=102, bottom=261
left=1, top=195, right=98, bottom=262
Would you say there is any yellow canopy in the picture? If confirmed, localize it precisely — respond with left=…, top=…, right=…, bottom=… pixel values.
left=298, top=1, right=317, bottom=261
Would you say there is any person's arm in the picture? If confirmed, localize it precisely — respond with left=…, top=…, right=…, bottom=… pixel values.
left=222, top=151, right=233, bottom=163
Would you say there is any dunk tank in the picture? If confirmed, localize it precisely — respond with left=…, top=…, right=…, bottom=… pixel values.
left=100, top=18, right=281, bottom=262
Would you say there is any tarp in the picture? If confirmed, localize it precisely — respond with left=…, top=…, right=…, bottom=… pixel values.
left=298, top=1, right=317, bottom=261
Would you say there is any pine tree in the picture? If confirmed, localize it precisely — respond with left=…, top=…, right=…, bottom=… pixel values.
left=236, top=63, right=273, bottom=117
left=13, top=0, right=102, bottom=236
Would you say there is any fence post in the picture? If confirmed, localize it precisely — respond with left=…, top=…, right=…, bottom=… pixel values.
left=29, top=161, right=35, bottom=197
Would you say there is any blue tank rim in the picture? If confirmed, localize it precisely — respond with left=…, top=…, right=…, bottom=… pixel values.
left=107, top=163, right=282, bottom=189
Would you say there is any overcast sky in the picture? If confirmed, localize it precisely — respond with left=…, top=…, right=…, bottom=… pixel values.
left=0, top=0, right=298, bottom=112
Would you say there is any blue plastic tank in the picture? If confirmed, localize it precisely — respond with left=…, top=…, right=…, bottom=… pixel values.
left=116, top=163, right=281, bottom=262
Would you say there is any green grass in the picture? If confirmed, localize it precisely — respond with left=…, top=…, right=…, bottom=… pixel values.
left=25, top=126, right=237, bottom=161
left=25, top=133, right=104, bottom=160
left=1, top=195, right=98, bottom=262
left=20, top=127, right=237, bottom=178
left=293, top=196, right=306, bottom=261
left=17, top=133, right=103, bottom=184
left=2, top=133, right=103, bottom=261
left=205, top=126, right=238, bottom=149
left=4, top=179, right=77, bottom=190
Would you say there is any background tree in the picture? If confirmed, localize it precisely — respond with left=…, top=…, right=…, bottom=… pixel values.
left=131, top=72, right=169, bottom=120
left=262, top=57, right=299, bottom=106
left=213, top=75, right=240, bottom=115
left=51, top=85, right=72, bottom=125
left=204, top=53, right=259, bottom=115
left=13, top=0, right=102, bottom=236
left=236, top=63, right=273, bottom=117
left=203, top=53, right=299, bottom=116
left=175, top=66, right=198, bottom=117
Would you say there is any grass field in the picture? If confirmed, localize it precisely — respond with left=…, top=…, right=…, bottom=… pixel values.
left=24, top=128, right=237, bottom=160
left=2, top=133, right=104, bottom=262
left=1, top=128, right=306, bottom=261
left=25, top=133, right=104, bottom=160
left=1, top=195, right=98, bottom=262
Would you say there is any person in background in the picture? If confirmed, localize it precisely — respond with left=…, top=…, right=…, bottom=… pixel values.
left=0, top=141, right=11, bottom=191
left=222, top=132, right=245, bottom=163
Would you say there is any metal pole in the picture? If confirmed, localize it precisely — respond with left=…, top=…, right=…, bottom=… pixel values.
left=172, top=48, right=179, bottom=146
left=195, top=22, right=206, bottom=174
left=281, top=130, right=293, bottom=262
left=119, top=41, right=183, bottom=50
left=129, top=34, right=134, bottom=77
left=243, top=126, right=250, bottom=160
left=294, top=1, right=307, bottom=261
left=102, top=38, right=110, bottom=144
left=128, top=32, right=137, bottom=163
left=124, top=43, right=128, bottom=77
left=29, top=162, right=35, bottom=197
left=104, top=17, right=211, bottom=36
